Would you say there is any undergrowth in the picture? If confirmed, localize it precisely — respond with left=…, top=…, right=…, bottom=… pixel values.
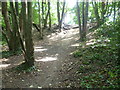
left=0, top=48, right=22, bottom=58
left=73, top=21, right=119, bottom=88
left=15, top=63, right=36, bottom=72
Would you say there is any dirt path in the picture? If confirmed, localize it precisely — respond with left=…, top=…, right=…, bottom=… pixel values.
left=2, top=29, right=81, bottom=88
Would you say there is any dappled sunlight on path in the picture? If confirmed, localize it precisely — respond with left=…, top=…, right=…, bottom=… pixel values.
left=2, top=29, right=80, bottom=88
left=33, top=29, right=80, bottom=87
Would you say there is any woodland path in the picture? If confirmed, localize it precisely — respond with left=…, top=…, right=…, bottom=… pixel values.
left=2, top=29, right=81, bottom=88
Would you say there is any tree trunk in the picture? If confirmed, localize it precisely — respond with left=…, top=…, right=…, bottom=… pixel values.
left=10, top=1, right=20, bottom=51
left=57, top=0, right=61, bottom=31
left=48, top=0, right=51, bottom=30
left=81, top=2, right=85, bottom=41
left=10, top=1, right=25, bottom=53
left=113, top=2, right=116, bottom=22
left=44, top=10, right=49, bottom=28
left=22, top=1, right=27, bottom=42
left=42, top=0, right=45, bottom=27
left=76, top=0, right=82, bottom=39
left=2, top=2, right=15, bottom=51
left=38, top=0, right=43, bottom=39
left=101, top=2, right=105, bottom=22
left=15, top=0, right=19, bottom=16
left=19, top=6, right=23, bottom=38
left=24, top=1, right=34, bottom=67
left=83, top=2, right=89, bottom=41
left=2, top=31, right=11, bottom=50
left=92, top=2, right=101, bottom=27
left=60, top=0, right=66, bottom=31
left=21, top=1, right=34, bottom=67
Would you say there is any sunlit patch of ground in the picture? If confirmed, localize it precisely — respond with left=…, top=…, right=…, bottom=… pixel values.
left=1, top=55, right=24, bottom=70
left=35, top=57, right=57, bottom=62
left=0, top=64, right=11, bottom=70
left=34, top=47, right=47, bottom=52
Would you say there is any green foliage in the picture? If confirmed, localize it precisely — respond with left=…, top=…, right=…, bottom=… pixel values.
left=79, top=66, right=119, bottom=88
left=73, top=20, right=119, bottom=88
left=51, top=12, right=57, bottom=25
left=0, top=34, right=7, bottom=46
left=73, top=50, right=82, bottom=57
left=15, top=62, right=36, bottom=73
left=73, top=44, right=117, bottom=64
left=71, top=6, right=78, bottom=24
left=0, top=48, right=22, bottom=58
left=32, top=2, right=39, bottom=24
left=1, top=19, right=7, bottom=45
left=32, top=1, right=58, bottom=25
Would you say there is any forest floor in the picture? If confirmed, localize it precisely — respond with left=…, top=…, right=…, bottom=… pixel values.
left=1, top=28, right=82, bottom=88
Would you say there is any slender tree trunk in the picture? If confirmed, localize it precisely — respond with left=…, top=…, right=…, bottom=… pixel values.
left=113, top=2, right=116, bottom=22
left=101, top=2, right=105, bottom=22
left=15, top=0, right=19, bottom=16
left=2, top=2, right=12, bottom=38
left=2, top=1, right=22, bottom=52
left=42, top=0, right=48, bottom=28
left=81, top=2, right=85, bottom=41
left=42, top=0, right=45, bottom=27
left=60, top=0, right=65, bottom=31
left=2, top=31, right=11, bottom=50
left=83, top=2, right=89, bottom=41
left=38, top=0, right=43, bottom=39
left=2, top=2, right=15, bottom=51
left=92, top=2, right=101, bottom=27
left=44, top=0, right=47, bottom=20
left=57, top=0, right=65, bottom=31
left=76, top=0, right=82, bottom=39
left=57, top=0, right=61, bottom=31
left=44, top=10, right=49, bottom=28
left=10, top=1, right=20, bottom=51
left=19, top=6, right=23, bottom=38
left=10, top=1, right=25, bottom=53
left=38, top=0, right=41, bottom=29
left=48, top=0, right=51, bottom=30
left=21, top=1, right=28, bottom=57
left=22, top=1, right=27, bottom=42
left=43, top=0, right=48, bottom=28
left=81, top=2, right=89, bottom=41
left=41, top=0, right=48, bottom=28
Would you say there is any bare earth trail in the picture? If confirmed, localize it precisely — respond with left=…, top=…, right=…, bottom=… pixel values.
left=2, top=29, right=81, bottom=88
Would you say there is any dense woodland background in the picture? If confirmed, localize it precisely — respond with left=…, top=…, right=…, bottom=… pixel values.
left=0, top=0, right=120, bottom=88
